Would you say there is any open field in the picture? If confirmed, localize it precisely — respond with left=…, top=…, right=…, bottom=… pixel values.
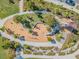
left=0, top=0, right=19, bottom=19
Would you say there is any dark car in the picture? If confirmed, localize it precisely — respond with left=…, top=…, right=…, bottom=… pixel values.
left=53, top=24, right=61, bottom=34
left=65, top=0, right=76, bottom=6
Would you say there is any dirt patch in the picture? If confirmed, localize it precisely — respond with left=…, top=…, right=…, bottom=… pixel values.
left=4, top=19, right=53, bottom=42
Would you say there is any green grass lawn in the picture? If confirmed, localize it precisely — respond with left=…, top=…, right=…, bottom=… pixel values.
left=0, top=0, right=19, bottom=19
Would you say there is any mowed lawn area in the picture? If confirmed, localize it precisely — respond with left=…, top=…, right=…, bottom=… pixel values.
left=0, top=0, right=19, bottom=19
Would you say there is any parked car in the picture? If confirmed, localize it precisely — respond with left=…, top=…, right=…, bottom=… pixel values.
left=65, top=0, right=76, bottom=6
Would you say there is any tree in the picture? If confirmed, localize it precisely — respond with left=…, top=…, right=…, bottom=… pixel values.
left=14, top=42, right=20, bottom=49
left=2, top=39, right=11, bottom=49
left=15, top=15, right=23, bottom=23
left=9, top=0, right=15, bottom=4
left=47, top=37, right=52, bottom=42
left=14, top=34, right=20, bottom=38
left=24, top=45, right=30, bottom=49
left=0, top=26, right=5, bottom=32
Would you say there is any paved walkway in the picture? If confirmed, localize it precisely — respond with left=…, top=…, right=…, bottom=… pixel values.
left=19, top=0, right=24, bottom=13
